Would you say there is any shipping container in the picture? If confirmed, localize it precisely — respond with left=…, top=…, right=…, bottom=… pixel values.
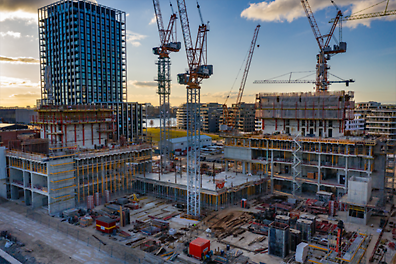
left=96, top=216, right=117, bottom=234
left=189, top=237, right=210, bottom=260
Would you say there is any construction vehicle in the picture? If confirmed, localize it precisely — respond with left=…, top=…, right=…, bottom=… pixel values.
left=221, top=25, right=260, bottom=132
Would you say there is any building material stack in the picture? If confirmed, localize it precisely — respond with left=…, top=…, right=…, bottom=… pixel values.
left=290, top=228, right=302, bottom=251
left=296, top=219, right=314, bottom=242
left=268, top=221, right=290, bottom=258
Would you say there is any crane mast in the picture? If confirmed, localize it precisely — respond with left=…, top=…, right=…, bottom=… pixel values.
left=176, top=0, right=212, bottom=217
left=152, top=0, right=180, bottom=177
left=223, top=25, right=260, bottom=131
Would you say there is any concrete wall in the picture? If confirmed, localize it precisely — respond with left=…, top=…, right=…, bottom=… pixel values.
left=224, top=146, right=252, bottom=161
left=257, top=119, right=343, bottom=137
left=347, top=176, right=372, bottom=205
left=0, top=147, right=5, bottom=180
left=0, top=179, right=7, bottom=199
left=41, top=123, right=108, bottom=149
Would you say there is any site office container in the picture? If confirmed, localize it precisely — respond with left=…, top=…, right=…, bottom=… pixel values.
left=189, top=237, right=210, bottom=260
left=96, top=216, right=117, bottom=234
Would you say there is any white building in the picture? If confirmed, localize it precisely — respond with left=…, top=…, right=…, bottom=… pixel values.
left=345, top=114, right=365, bottom=135
left=168, top=135, right=212, bottom=152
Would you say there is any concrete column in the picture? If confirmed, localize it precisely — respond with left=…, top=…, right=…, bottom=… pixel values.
left=271, top=150, right=274, bottom=193
left=225, top=160, right=229, bottom=172
left=345, top=156, right=348, bottom=190
left=10, top=185, right=19, bottom=200
left=317, top=152, right=321, bottom=192
left=242, top=162, right=246, bottom=174
left=248, top=162, right=252, bottom=174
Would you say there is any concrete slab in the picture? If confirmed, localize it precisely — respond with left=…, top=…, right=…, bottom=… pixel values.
left=137, top=171, right=265, bottom=191
left=0, top=206, right=122, bottom=264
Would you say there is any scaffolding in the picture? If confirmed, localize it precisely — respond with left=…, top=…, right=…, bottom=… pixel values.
left=292, top=134, right=302, bottom=196
left=75, top=144, right=152, bottom=205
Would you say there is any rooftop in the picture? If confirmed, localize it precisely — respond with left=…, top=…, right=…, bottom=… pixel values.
left=168, top=135, right=212, bottom=144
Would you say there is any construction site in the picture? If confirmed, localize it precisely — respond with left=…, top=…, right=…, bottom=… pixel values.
left=0, top=0, right=396, bottom=263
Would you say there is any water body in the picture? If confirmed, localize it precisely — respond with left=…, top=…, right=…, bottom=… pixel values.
left=147, top=118, right=177, bottom=128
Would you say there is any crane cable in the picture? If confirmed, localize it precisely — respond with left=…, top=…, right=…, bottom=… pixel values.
left=225, top=49, right=250, bottom=105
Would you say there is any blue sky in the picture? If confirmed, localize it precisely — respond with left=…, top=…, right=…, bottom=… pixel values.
left=0, top=0, right=395, bottom=107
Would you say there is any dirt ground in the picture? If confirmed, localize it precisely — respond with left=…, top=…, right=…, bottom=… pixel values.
left=0, top=198, right=123, bottom=264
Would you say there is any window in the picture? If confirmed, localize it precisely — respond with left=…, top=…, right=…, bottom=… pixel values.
left=319, top=128, right=323, bottom=137
left=302, top=120, right=305, bottom=126
left=328, top=120, right=333, bottom=127
left=310, top=128, right=314, bottom=135
left=328, top=129, right=333, bottom=138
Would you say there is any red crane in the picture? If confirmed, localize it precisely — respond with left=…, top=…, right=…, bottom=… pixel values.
left=152, top=0, right=180, bottom=58
left=222, top=25, right=260, bottom=132
left=176, top=0, right=212, bottom=88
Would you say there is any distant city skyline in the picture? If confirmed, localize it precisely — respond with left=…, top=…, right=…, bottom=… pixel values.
left=0, top=0, right=395, bottom=107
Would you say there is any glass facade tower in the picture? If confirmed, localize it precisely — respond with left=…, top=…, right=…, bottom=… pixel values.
left=38, top=0, right=126, bottom=105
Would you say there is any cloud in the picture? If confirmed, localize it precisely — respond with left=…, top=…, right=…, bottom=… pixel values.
left=0, top=10, right=37, bottom=24
left=9, top=92, right=40, bottom=99
left=0, top=76, right=39, bottom=88
left=128, top=80, right=157, bottom=89
left=0, top=0, right=97, bottom=13
left=241, top=0, right=396, bottom=28
left=0, top=0, right=52, bottom=13
left=126, top=30, right=147, bottom=47
left=0, top=55, right=39, bottom=64
left=0, top=31, right=21, bottom=38
left=0, top=0, right=97, bottom=23
left=149, top=14, right=156, bottom=25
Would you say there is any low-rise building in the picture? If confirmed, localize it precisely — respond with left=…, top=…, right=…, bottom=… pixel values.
left=345, top=114, right=365, bottom=136
left=366, top=104, right=396, bottom=142
left=0, top=107, right=37, bottom=124
left=201, top=103, right=223, bottom=133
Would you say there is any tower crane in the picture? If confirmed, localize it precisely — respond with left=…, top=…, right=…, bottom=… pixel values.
left=301, top=0, right=348, bottom=92
left=222, top=25, right=260, bottom=132
left=329, top=0, right=396, bottom=23
left=255, top=0, right=353, bottom=91
left=152, top=0, right=180, bottom=177
left=176, top=0, right=213, bottom=217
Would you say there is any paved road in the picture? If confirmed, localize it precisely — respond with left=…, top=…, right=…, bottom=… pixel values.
left=0, top=206, right=122, bottom=264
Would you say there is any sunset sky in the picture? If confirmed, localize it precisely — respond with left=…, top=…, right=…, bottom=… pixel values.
left=0, top=0, right=395, bottom=107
